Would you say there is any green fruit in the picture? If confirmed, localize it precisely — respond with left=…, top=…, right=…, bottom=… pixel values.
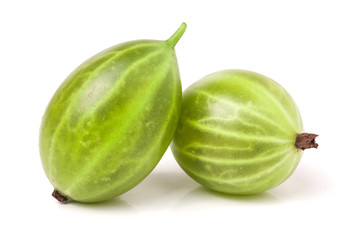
left=171, top=70, right=318, bottom=195
left=40, top=23, right=187, bottom=203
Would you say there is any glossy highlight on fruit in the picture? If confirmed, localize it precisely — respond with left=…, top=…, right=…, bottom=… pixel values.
left=171, top=70, right=317, bottom=195
left=40, top=23, right=187, bottom=203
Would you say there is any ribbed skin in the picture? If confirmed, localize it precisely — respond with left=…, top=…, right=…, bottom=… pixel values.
left=40, top=39, right=182, bottom=202
left=171, top=70, right=303, bottom=195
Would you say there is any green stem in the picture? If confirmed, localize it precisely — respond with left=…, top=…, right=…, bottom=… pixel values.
left=167, top=22, right=187, bottom=47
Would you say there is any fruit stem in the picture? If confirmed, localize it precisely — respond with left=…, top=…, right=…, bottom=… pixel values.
left=295, top=133, right=319, bottom=150
left=167, top=22, right=187, bottom=47
left=52, top=189, right=68, bottom=203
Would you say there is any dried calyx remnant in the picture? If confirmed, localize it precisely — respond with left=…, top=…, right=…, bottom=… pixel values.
left=295, top=133, right=319, bottom=150
left=52, top=190, right=68, bottom=203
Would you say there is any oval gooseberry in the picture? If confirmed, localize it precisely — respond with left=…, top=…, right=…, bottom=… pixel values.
left=171, top=70, right=318, bottom=195
left=40, top=23, right=187, bottom=203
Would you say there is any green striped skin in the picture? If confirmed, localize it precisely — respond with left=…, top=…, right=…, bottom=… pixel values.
left=171, top=70, right=304, bottom=195
left=40, top=24, right=186, bottom=202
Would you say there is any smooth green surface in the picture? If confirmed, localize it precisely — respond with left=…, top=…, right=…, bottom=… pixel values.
left=171, top=70, right=304, bottom=195
left=40, top=24, right=186, bottom=202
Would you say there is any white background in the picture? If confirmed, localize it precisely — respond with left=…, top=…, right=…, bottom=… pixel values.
left=1, top=0, right=359, bottom=239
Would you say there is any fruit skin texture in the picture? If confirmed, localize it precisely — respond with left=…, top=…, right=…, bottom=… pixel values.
left=40, top=24, right=186, bottom=202
left=171, top=70, right=304, bottom=195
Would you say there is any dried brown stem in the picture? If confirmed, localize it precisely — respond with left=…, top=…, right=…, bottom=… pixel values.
left=295, top=133, right=319, bottom=150
left=52, top=189, right=68, bottom=203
